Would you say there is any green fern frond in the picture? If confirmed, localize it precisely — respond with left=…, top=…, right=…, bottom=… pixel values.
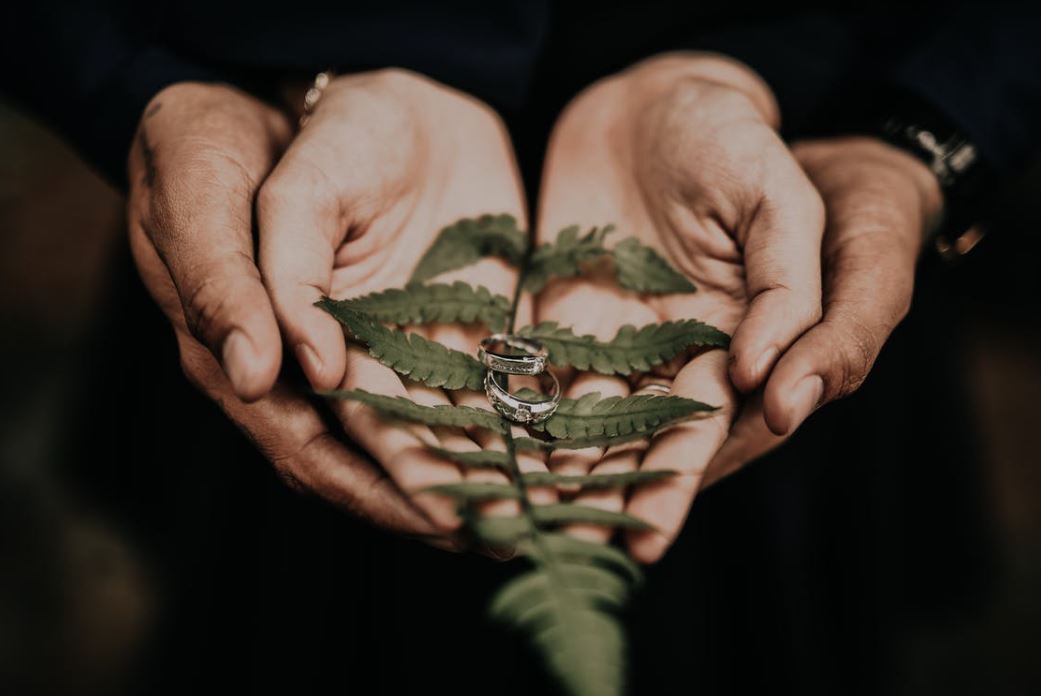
left=317, top=305, right=485, bottom=390
left=531, top=503, right=653, bottom=530
left=490, top=556, right=628, bottom=696
left=519, top=533, right=643, bottom=586
left=515, top=430, right=665, bottom=452
left=518, top=320, right=730, bottom=375
left=323, top=282, right=510, bottom=332
left=535, top=391, right=716, bottom=439
left=523, top=225, right=614, bottom=293
left=410, top=214, right=528, bottom=282
left=611, top=237, right=696, bottom=294
left=321, top=388, right=507, bottom=433
left=421, top=482, right=520, bottom=500
left=427, top=447, right=512, bottom=469
left=423, top=471, right=674, bottom=502
left=521, top=470, right=675, bottom=491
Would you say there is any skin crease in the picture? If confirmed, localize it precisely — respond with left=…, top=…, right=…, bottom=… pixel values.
left=127, top=72, right=557, bottom=552
left=700, top=135, right=942, bottom=487
left=127, top=57, right=940, bottom=564
left=535, top=52, right=938, bottom=563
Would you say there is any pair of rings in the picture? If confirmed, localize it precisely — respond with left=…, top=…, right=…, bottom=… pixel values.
left=478, top=334, right=561, bottom=424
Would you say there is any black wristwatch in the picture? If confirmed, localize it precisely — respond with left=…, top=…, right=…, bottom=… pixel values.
left=870, top=95, right=990, bottom=260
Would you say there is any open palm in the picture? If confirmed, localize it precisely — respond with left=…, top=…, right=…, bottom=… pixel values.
left=535, top=54, right=825, bottom=562
left=258, top=69, right=553, bottom=539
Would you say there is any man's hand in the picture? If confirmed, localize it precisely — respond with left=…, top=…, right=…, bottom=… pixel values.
left=702, top=137, right=942, bottom=485
left=535, top=53, right=825, bottom=562
left=255, top=69, right=555, bottom=537
left=128, top=82, right=442, bottom=541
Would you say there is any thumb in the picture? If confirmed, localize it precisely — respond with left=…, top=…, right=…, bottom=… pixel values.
left=141, top=148, right=282, bottom=401
left=728, top=154, right=825, bottom=393
left=762, top=234, right=916, bottom=436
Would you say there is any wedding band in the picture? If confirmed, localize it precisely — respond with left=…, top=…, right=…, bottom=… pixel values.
left=300, top=70, right=334, bottom=127
left=634, top=380, right=671, bottom=396
left=484, top=370, right=561, bottom=424
left=478, top=334, right=549, bottom=376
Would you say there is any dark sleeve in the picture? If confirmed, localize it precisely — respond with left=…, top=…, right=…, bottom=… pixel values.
left=1, top=2, right=220, bottom=189
left=691, top=4, right=1041, bottom=177
left=885, top=3, right=1041, bottom=175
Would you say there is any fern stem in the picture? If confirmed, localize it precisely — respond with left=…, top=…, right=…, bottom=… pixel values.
left=499, top=231, right=557, bottom=559
left=505, top=232, right=532, bottom=334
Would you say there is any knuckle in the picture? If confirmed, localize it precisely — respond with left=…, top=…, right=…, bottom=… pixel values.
left=175, top=336, right=221, bottom=396
left=259, top=162, right=338, bottom=216
left=182, top=273, right=234, bottom=345
left=828, top=315, right=880, bottom=397
left=268, top=429, right=331, bottom=493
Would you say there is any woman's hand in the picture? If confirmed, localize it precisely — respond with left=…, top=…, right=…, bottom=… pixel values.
left=703, top=136, right=942, bottom=485
left=535, top=53, right=825, bottom=562
left=256, top=68, right=554, bottom=538
left=128, top=82, right=440, bottom=539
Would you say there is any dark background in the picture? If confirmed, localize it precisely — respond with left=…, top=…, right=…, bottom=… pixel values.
left=1, top=90, right=1040, bottom=693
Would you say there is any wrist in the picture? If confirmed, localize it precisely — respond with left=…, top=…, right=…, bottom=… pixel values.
left=795, top=136, right=944, bottom=244
left=625, top=51, right=780, bottom=128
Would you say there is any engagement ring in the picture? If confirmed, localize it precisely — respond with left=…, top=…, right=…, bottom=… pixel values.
left=484, top=370, right=561, bottom=424
left=478, top=334, right=549, bottom=376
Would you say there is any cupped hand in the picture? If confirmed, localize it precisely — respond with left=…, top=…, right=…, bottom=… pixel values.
left=702, top=136, right=942, bottom=485
left=535, top=53, right=825, bottom=562
left=128, top=82, right=445, bottom=542
left=256, top=68, right=555, bottom=539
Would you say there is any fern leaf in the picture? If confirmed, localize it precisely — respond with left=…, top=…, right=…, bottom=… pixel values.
left=323, top=282, right=510, bottom=332
left=532, top=504, right=652, bottom=530
left=470, top=515, right=529, bottom=547
left=518, top=320, right=730, bottom=375
left=534, top=391, right=716, bottom=439
left=515, top=430, right=663, bottom=452
left=427, top=447, right=511, bottom=469
left=611, top=238, right=696, bottom=294
left=521, top=470, right=675, bottom=491
left=523, top=225, right=613, bottom=293
left=490, top=558, right=628, bottom=696
left=421, top=482, right=519, bottom=501
left=410, top=214, right=528, bottom=282
left=321, top=389, right=507, bottom=433
left=317, top=305, right=485, bottom=390
left=520, top=533, right=643, bottom=586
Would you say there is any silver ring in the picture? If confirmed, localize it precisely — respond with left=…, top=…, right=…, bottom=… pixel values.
left=484, top=371, right=561, bottom=424
left=478, top=334, right=548, bottom=376
left=634, top=381, right=671, bottom=396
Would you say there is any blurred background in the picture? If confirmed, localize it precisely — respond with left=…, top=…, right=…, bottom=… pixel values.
left=1, top=94, right=1039, bottom=695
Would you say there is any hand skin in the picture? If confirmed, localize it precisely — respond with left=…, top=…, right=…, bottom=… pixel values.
left=127, top=77, right=554, bottom=547
left=254, top=68, right=556, bottom=541
left=535, top=53, right=826, bottom=562
left=701, top=136, right=943, bottom=486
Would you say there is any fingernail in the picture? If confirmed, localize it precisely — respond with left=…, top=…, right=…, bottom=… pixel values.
left=295, top=342, right=324, bottom=382
left=222, top=329, right=257, bottom=395
left=788, top=375, right=824, bottom=432
left=753, top=346, right=780, bottom=382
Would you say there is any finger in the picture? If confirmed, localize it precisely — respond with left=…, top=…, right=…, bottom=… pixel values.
left=762, top=231, right=915, bottom=436
left=257, top=155, right=349, bottom=392
left=549, top=372, right=630, bottom=479
left=326, top=346, right=464, bottom=532
left=176, top=334, right=438, bottom=538
left=563, top=378, right=661, bottom=545
left=625, top=350, right=734, bottom=563
left=564, top=441, right=644, bottom=545
left=700, top=393, right=785, bottom=489
left=141, top=141, right=283, bottom=402
left=728, top=156, right=825, bottom=393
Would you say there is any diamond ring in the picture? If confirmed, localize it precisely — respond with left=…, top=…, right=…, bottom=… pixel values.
left=484, top=370, right=561, bottom=424
left=478, top=334, right=549, bottom=376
